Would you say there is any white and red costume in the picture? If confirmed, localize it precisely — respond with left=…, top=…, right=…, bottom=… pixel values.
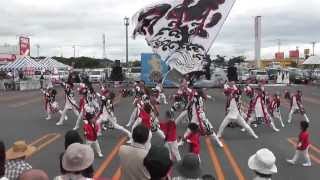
left=95, top=95, right=131, bottom=137
left=174, top=87, right=193, bottom=125
left=184, top=130, right=201, bottom=161
left=153, top=83, right=168, bottom=104
left=131, top=101, right=166, bottom=148
left=126, top=92, right=145, bottom=127
left=41, top=87, right=63, bottom=120
left=73, top=85, right=88, bottom=130
left=185, top=91, right=223, bottom=147
left=246, top=89, right=279, bottom=132
left=83, top=118, right=103, bottom=158
left=287, top=91, right=310, bottom=123
left=268, top=94, right=285, bottom=127
left=217, top=91, right=258, bottom=139
left=56, top=83, right=80, bottom=126
left=160, top=118, right=181, bottom=161
left=287, top=130, right=311, bottom=166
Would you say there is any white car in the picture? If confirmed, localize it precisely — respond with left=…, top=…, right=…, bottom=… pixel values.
left=249, top=70, right=269, bottom=83
left=51, top=71, right=69, bottom=84
left=89, top=70, right=105, bottom=83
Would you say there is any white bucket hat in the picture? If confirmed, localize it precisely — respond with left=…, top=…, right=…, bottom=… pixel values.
left=248, top=148, right=277, bottom=175
left=62, top=143, right=94, bottom=172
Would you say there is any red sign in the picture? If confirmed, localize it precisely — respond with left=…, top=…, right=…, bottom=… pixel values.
left=289, top=50, right=299, bottom=58
left=0, top=54, right=16, bottom=62
left=275, top=52, right=284, bottom=60
left=19, top=36, right=30, bottom=56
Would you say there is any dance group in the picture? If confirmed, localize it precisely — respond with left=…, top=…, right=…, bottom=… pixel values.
left=39, top=78, right=311, bottom=165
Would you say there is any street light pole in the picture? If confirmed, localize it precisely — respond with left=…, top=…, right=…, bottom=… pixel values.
left=124, top=17, right=129, bottom=67
left=36, top=44, right=40, bottom=58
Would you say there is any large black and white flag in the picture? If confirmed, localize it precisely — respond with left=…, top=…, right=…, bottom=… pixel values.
left=133, top=0, right=236, bottom=82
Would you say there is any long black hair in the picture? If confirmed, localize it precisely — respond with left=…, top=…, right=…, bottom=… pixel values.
left=0, top=141, right=5, bottom=177
left=64, top=130, right=83, bottom=150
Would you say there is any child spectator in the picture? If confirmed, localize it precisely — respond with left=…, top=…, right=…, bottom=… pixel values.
left=160, top=111, right=181, bottom=161
left=83, top=113, right=103, bottom=158
left=287, top=121, right=311, bottom=167
left=185, top=123, right=201, bottom=161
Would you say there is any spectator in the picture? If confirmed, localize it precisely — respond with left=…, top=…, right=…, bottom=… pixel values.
left=143, top=145, right=173, bottom=180
left=0, top=141, right=8, bottom=180
left=287, top=121, right=311, bottom=167
left=54, top=143, right=94, bottom=180
left=19, top=169, right=49, bottom=180
left=5, top=141, right=35, bottom=180
left=59, top=130, right=93, bottom=178
left=83, top=114, right=103, bottom=158
left=185, top=123, right=201, bottom=161
left=119, top=124, right=151, bottom=180
left=40, top=73, right=44, bottom=89
left=160, top=111, right=181, bottom=161
left=248, top=148, right=277, bottom=180
left=173, top=153, right=202, bottom=180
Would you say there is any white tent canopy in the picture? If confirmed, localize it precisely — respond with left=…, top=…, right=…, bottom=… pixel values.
left=0, top=56, right=46, bottom=71
left=303, top=56, right=320, bottom=65
left=38, top=57, right=70, bottom=70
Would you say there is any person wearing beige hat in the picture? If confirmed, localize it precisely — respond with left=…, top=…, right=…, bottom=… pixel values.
left=54, top=143, right=94, bottom=180
left=248, top=148, right=278, bottom=180
left=4, top=141, right=35, bottom=180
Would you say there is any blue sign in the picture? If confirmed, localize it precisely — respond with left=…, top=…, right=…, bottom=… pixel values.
left=141, top=53, right=173, bottom=87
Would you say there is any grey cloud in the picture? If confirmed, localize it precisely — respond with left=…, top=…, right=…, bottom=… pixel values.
left=0, top=0, right=319, bottom=61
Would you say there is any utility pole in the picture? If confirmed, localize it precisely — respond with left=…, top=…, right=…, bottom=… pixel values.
left=311, top=41, right=316, bottom=56
left=102, top=33, right=106, bottom=59
left=36, top=44, right=40, bottom=58
left=124, top=17, right=129, bottom=67
left=277, top=39, right=281, bottom=52
left=72, top=45, right=76, bottom=58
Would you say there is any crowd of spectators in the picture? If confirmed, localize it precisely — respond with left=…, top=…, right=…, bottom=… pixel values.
left=3, top=120, right=312, bottom=179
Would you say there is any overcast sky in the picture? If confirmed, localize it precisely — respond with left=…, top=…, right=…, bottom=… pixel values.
left=0, top=0, right=319, bottom=61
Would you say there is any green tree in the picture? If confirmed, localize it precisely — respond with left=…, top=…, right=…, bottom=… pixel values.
left=131, top=60, right=141, bottom=67
left=213, top=55, right=227, bottom=67
left=228, top=56, right=246, bottom=65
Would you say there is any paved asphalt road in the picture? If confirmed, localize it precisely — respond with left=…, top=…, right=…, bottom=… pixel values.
left=0, top=84, right=320, bottom=180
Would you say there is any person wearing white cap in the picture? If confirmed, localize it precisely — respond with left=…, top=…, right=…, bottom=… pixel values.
left=248, top=148, right=278, bottom=180
left=54, top=143, right=94, bottom=180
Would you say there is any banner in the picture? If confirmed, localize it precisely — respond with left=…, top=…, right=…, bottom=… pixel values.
left=289, top=50, right=299, bottom=59
left=133, top=0, right=236, bottom=76
left=0, top=54, right=16, bottom=62
left=141, top=53, right=173, bottom=87
left=19, top=36, right=30, bottom=56
left=275, top=52, right=284, bottom=60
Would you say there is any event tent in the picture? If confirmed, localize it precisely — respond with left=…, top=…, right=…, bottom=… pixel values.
left=303, top=56, right=320, bottom=65
left=38, top=57, right=70, bottom=70
left=0, top=56, right=46, bottom=71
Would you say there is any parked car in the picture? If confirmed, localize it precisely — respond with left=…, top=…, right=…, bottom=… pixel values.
left=249, top=70, right=269, bottom=83
left=289, top=69, right=309, bottom=84
left=238, top=69, right=250, bottom=83
left=266, top=68, right=281, bottom=81
left=51, top=70, right=69, bottom=84
left=126, top=67, right=141, bottom=81
left=88, top=69, right=105, bottom=83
